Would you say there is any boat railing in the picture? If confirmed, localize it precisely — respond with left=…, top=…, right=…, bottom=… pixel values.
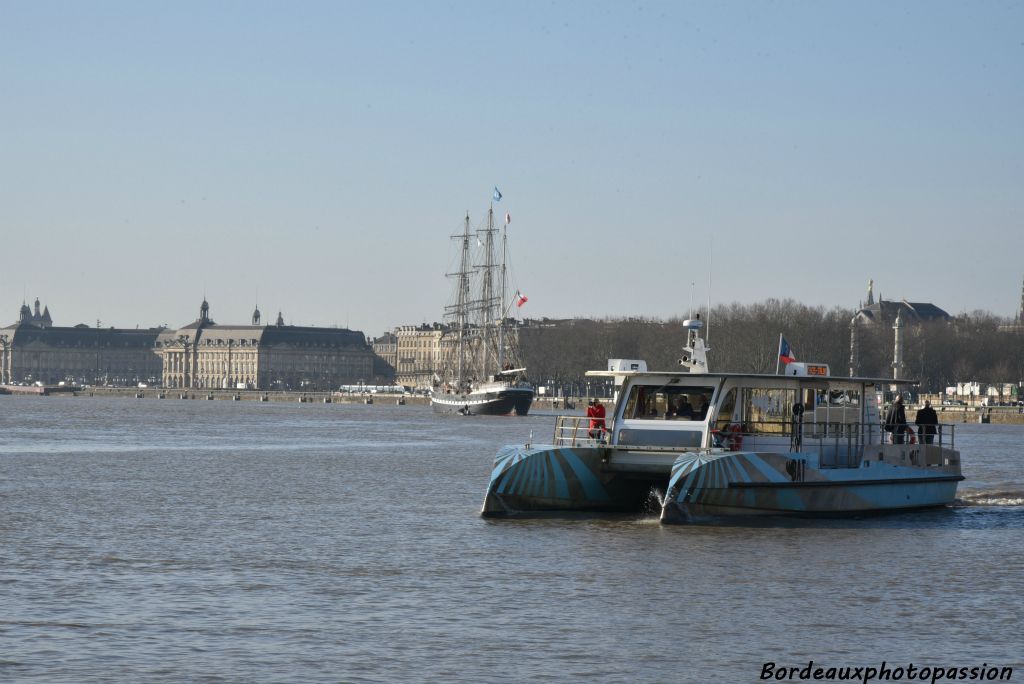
left=552, top=415, right=957, bottom=462
left=554, top=415, right=612, bottom=447
left=718, top=420, right=957, bottom=468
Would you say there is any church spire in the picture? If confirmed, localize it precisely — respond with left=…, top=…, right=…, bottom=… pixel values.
left=866, top=279, right=875, bottom=306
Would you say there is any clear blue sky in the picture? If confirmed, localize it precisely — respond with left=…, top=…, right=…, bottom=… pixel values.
left=2, top=1, right=1021, bottom=335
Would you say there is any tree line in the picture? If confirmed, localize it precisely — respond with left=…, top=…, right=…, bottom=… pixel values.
left=518, top=299, right=1024, bottom=393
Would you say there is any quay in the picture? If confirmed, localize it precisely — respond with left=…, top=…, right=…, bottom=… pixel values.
left=3, top=387, right=1024, bottom=425
left=922, top=404, right=1024, bottom=425
left=0, top=384, right=430, bottom=406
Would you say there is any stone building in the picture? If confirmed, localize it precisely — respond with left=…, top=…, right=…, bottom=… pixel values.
left=848, top=280, right=951, bottom=377
left=394, top=324, right=447, bottom=389
left=371, top=332, right=398, bottom=382
left=0, top=300, right=163, bottom=385
left=156, top=300, right=375, bottom=390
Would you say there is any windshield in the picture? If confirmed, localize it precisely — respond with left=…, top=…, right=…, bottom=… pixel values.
left=621, top=384, right=715, bottom=421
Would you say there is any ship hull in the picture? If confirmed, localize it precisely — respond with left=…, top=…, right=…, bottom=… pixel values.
left=660, top=449, right=963, bottom=523
left=481, top=444, right=660, bottom=517
left=481, top=444, right=962, bottom=522
left=431, top=386, right=534, bottom=416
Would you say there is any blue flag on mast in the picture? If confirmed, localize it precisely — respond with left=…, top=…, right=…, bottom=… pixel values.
left=493, top=187, right=502, bottom=202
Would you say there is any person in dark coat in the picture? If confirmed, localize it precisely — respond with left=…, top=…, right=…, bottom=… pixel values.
left=885, top=395, right=908, bottom=444
left=915, top=400, right=939, bottom=444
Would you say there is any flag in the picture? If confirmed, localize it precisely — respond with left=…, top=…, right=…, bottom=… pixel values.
left=779, top=336, right=797, bottom=364
left=493, top=186, right=502, bottom=202
left=516, top=291, right=528, bottom=308
left=504, top=211, right=511, bottom=225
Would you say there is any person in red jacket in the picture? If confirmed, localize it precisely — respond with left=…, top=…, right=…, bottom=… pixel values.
left=587, top=398, right=606, bottom=440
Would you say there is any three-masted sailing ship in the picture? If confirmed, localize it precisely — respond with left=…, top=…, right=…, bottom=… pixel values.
left=430, top=201, right=534, bottom=416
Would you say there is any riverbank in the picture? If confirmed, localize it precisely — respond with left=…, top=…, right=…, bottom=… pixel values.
left=919, top=404, right=1024, bottom=425
left=5, top=387, right=1024, bottom=424
left=1, top=387, right=576, bottom=411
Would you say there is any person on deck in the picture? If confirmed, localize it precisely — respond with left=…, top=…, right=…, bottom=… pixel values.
left=885, top=395, right=909, bottom=444
left=587, top=398, right=606, bottom=440
left=915, top=400, right=939, bottom=444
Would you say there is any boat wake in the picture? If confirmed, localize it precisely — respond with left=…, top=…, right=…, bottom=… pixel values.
left=955, top=487, right=1024, bottom=507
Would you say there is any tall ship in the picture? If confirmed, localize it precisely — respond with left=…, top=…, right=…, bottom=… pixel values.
left=430, top=201, right=534, bottom=416
left=481, top=319, right=963, bottom=521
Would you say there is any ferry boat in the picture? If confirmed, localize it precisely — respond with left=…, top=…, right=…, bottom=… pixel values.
left=431, top=199, right=534, bottom=416
left=481, top=319, right=963, bottom=522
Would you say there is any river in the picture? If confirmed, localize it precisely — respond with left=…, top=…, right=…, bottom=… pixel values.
left=1, top=397, right=1021, bottom=682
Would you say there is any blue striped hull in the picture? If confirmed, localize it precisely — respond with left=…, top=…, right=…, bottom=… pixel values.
left=481, top=444, right=657, bottom=516
left=481, top=444, right=963, bottom=522
left=661, top=451, right=962, bottom=522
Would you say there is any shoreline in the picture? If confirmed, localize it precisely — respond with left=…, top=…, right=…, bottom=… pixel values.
left=3, top=387, right=1024, bottom=424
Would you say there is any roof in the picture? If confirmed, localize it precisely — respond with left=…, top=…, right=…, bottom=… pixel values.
left=157, top=322, right=370, bottom=350
left=2, top=323, right=163, bottom=349
left=587, top=369, right=916, bottom=386
left=855, top=299, right=951, bottom=324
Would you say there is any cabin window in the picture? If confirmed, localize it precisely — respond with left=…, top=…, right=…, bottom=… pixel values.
left=622, top=385, right=715, bottom=421
left=742, top=388, right=798, bottom=434
left=809, top=387, right=863, bottom=436
left=715, top=388, right=738, bottom=430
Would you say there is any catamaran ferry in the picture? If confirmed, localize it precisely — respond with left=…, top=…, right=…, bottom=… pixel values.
left=481, top=319, right=962, bottom=522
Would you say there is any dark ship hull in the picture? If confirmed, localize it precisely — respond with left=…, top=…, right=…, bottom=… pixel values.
left=431, top=386, right=534, bottom=416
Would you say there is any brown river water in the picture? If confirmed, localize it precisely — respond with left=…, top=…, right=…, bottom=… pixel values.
left=1, top=397, right=1021, bottom=682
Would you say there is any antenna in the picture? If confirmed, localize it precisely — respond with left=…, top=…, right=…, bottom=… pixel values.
left=706, top=237, right=713, bottom=344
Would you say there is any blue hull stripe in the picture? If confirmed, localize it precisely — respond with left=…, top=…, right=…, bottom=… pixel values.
left=560, top=449, right=608, bottom=501
left=552, top=452, right=570, bottom=499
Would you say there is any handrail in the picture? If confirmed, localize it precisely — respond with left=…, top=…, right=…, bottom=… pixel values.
left=553, top=415, right=957, bottom=458
left=554, top=415, right=612, bottom=447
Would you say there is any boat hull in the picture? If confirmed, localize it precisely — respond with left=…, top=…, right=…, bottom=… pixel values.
left=660, top=449, right=963, bottom=522
left=481, top=444, right=666, bottom=516
left=432, top=386, right=534, bottom=416
left=481, top=443, right=963, bottom=522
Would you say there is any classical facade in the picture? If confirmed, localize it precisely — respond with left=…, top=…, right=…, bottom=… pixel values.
left=394, top=324, right=447, bottom=389
left=371, top=332, right=398, bottom=381
left=156, top=300, right=375, bottom=390
left=0, top=300, right=163, bottom=385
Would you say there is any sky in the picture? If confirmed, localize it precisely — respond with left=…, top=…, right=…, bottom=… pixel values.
left=2, top=1, right=1022, bottom=336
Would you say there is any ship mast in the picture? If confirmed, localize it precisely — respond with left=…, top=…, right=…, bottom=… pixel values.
left=479, top=205, right=497, bottom=380
left=444, top=213, right=473, bottom=390
left=498, top=210, right=507, bottom=370
left=458, top=213, right=470, bottom=387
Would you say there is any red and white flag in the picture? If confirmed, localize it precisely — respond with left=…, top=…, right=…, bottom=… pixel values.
left=516, top=291, right=528, bottom=308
